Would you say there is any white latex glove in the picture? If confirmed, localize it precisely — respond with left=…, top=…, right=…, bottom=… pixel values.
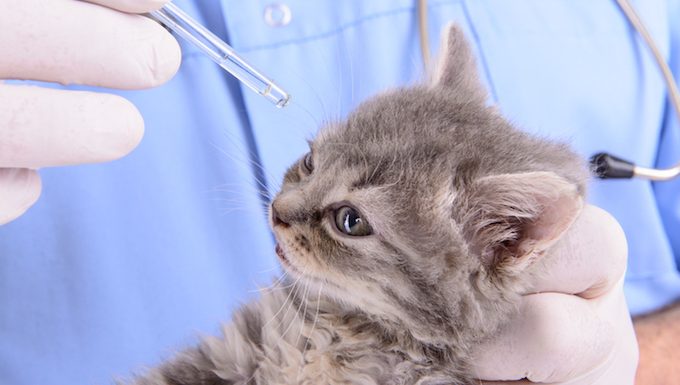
left=0, top=0, right=181, bottom=224
left=473, top=205, right=639, bottom=384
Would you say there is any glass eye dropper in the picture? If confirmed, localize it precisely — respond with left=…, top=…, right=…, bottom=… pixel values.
left=149, top=2, right=291, bottom=108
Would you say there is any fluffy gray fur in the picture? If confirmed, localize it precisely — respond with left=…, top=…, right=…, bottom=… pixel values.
left=125, top=25, right=588, bottom=385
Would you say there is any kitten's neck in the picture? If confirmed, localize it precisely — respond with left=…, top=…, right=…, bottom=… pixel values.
left=281, top=281, right=467, bottom=369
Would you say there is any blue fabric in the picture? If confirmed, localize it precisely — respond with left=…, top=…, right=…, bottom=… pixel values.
left=1, top=1, right=679, bottom=384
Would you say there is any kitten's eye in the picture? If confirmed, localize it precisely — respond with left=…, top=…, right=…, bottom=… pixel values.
left=302, top=152, right=314, bottom=174
left=334, top=206, right=372, bottom=236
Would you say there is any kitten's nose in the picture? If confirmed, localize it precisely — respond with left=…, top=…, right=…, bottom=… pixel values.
left=271, top=204, right=290, bottom=228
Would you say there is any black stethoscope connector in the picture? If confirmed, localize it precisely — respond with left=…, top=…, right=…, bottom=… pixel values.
left=590, top=153, right=636, bottom=179
left=590, top=152, right=680, bottom=181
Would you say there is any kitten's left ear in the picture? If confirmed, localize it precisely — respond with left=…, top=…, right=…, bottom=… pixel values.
left=431, top=24, right=487, bottom=103
left=459, top=172, right=583, bottom=276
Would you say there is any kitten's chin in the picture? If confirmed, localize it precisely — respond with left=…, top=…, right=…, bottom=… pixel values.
left=275, top=243, right=298, bottom=274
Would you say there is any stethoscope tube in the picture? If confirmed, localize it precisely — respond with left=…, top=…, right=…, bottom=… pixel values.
left=416, top=0, right=680, bottom=182
left=588, top=0, right=680, bottom=181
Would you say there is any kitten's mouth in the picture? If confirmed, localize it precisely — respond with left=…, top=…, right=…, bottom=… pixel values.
left=275, top=244, right=288, bottom=263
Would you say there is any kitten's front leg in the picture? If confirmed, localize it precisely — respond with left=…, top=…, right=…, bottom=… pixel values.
left=127, top=340, right=255, bottom=385
left=125, top=288, right=295, bottom=385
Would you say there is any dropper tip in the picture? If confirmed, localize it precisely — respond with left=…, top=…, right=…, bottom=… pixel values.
left=276, top=94, right=291, bottom=108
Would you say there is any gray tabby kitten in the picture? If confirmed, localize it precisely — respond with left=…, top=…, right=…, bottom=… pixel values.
left=128, top=25, right=588, bottom=385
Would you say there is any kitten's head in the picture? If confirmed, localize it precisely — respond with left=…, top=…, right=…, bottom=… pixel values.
left=270, top=25, right=587, bottom=345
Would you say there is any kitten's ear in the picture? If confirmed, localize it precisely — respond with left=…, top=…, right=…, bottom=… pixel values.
left=460, top=172, right=583, bottom=276
left=431, top=24, right=487, bottom=102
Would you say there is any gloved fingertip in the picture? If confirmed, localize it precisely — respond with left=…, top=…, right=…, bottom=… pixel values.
left=111, top=96, right=145, bottom=160
left=145, top=21, right=182, bottom=87
left=90, top=94, right=145, bottom=163
left=21, top=169, right=42, bottom=211
left=0, top=169, right=42, bottom=225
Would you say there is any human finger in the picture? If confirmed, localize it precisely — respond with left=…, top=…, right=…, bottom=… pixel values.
left=0, top=0, right=180, bottom=89
left=0, top=168, right=41, bottom=225
left=86, top=0, right=169, bottom=14
left=0, top=84, right=143, bottom=168
left=527, top=205, right=628, bottom=298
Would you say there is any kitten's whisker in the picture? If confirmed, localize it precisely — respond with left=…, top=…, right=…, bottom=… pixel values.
left=273, top=267, right=309, bottom=341
left=283, top=101, right=322, bottom=138
left=214, top=180, right=272, bottom=205
left=293, top=280, right=312, bottom=348
left=216, top=205, right=248, bottom=212
left=215, top=203, right=246, bottom=209
left=336, top=40, right=344, bottom=117
left=242, top=277, right=293, bottom=383
left=209, top=194, right=261, bottom=204
left=274, top=271, right=290, bottom=283
left=278, top=272, right=306, bottom=329
left=208, top=139, right=277, bottom=200
left=268, top=269, right=309, bottom=342
left=297, top=283, right=323, bottom=382
left=408, top=48, right=422, bottom=82
left=281, top=46, right=333, bottom=129
left=250, top=281, right=296, bottom=294
left=276, top=280, right=309, bottom=357
left=348, top=41, right=356, bottom=110
left=209, top=182, right=270, bottom=193
left=207, top=124, right=275, bottom=193
left=262, top=273, right=288, bottom=288
left=250, top=274, right=294, bottom=294
left=209, top=187, right=272, bottom=201
left=256, top=265, right=282, bottom=275
left=211, top=122, right=259, bottom=163
left=209, top=198, right=252, bottom=205
left=261, top=273, right=302, bottom=330
left=217, top=207, right=252, bottom=216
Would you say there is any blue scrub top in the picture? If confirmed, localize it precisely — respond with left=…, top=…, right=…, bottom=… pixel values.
left=2, top=1, right=679, bottom=384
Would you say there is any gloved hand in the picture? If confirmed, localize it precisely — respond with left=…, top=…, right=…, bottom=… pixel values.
left=0, top=0, right=181, bottom=224
left=473, top=205, right=639, bottom=384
